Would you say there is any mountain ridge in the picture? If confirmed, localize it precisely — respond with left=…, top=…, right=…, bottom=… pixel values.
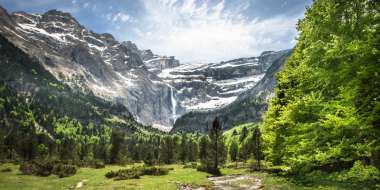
left=0, top=6, right=291, bottom=131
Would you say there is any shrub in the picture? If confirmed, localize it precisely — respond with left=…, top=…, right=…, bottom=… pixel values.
left=52, top=164, right=77, bottom=178
left=20, top=162, right=37, bottom=175
left=105, top=166, right=169, bottom=180
left=141, top=166, right=169, bottom=176
left=19, top=160, right=76, bottom=178
left=114, top=169, right=140, bottom=180
left=75, top=160, right=105, bottom=169
left=0, top=167, right=12, bottom=172
left=105, top=169, right=140, bottom=180
left=338, top=161, right=380, bottom=183
left=105, top=170, right=117, bottom=178
left=19, top=160, right=53, bottom=176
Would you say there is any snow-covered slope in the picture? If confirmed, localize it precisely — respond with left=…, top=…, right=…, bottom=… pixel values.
left=153, top=51, right=290, bottom=111
left=172, top=49, right=292, bottom=132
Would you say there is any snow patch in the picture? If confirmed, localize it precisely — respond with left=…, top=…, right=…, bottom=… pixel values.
left=186, top=96, right=237, bottom=110
left=152, top=124, right=172, bottom=132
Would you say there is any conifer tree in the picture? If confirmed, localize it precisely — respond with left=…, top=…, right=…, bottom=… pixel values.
left=229, top=139, right=239, bottom=167
left=206, top=117, right=226, bottom=175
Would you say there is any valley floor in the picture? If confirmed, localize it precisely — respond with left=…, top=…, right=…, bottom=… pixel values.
left=0, top=163, right=375, bottom=190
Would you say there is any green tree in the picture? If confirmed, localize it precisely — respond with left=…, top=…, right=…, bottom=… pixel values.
left=206, top=117, right=226, bottom=175
left=239, top=126, right=248, bottom=143
left=179, top=134, right=188, bottom=164
left=160, top=136, right=175, bottom=164
left=262, top=0, right=380, bottom=174
left=110, top=129, right=125, bottom=164
left=199, top=135, right=209, bottom=165
left=187, top=139, right=198, bottom=162
left=229, top=139, right=239, bottom=166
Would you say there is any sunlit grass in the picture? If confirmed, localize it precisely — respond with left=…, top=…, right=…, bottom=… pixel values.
left=0, top=163, right=376, bottom=190
left=0, top=163, right=211, bottom=190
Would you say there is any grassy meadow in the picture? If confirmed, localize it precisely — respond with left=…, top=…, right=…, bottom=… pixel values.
left=1, top=163, right=376, bottom=190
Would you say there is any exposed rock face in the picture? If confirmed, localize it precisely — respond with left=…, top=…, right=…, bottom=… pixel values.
left=0, top=6, right=292, bottom=132
left=171, top=49, right=292, bottom=133
left=0, top=7, right=183, bottom=129
left=142, top=50, right=180, bottom=74
left=154, top=51, right=291, bottom=112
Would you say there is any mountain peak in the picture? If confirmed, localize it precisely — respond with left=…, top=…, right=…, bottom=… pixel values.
left=43, top=9, right=76, bottom=20
left=40, top=9, right=82, bottom=29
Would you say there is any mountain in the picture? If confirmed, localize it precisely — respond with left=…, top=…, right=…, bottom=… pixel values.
left=171, top=49, right=292, bottom=132
left=0, top=7, right=181, bottom=130
left=0, top=6, right=291, bottom=132
left=155, top=50, right=291, bottom=112
left=0, top=32, right=141, bottom=133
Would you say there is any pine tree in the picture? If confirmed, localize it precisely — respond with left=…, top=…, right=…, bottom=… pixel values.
left=109, top=129, right=124, bottom=164
left=160, top=136, right=175, bottom=164
left=187, top=139, right=198, bottom=162
left=252, top=127, right=262, bottom=170
left=229, top=138, right=239, bottom=167
left=179, top=134, right=188, bottom=164
left=239, top=126, right=248, bottom=142
left=206, top=117, right=226, bottom=175
left=199, top=135, right=209, bottom=165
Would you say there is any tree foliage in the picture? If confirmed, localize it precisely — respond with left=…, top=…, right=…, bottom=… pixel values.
left=262, top=0, right=380, bottom=174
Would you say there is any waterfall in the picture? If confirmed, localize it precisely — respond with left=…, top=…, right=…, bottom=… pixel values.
left=170, top=86, right=177, bottom=120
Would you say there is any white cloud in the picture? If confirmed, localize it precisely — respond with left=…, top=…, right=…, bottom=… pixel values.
left=131, top=0, right=301, bottom=63
left=112, top=12, right=131, bottom=22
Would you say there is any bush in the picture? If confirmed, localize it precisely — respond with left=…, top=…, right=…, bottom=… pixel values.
left=141, top=166, right=169, bottom=176
left=114, top=169, right=141, bottom=180
left=105, top=168, right=141, bottom=180
left=75, top=160, right=105, bottom=169
left=105, top=170, right=117, bottom=178
left=105, top=166, right=169, bottom=180
left=338, top=161, right=380, bottom=183
left=19, top=160, right=53, bottom=176
left=0, top=167, right=12, bottom=172
left=19, top=160, right=76, bottom=178
left=52, top=164, right=77, bottom=178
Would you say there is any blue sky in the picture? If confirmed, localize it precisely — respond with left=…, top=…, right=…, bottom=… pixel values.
left=0, top=0, right=312, bottom=63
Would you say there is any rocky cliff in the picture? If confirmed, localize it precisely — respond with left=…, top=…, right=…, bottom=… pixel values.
left=0, top=6, right=292, bottom=132
left=171, top=49, right=292, bottom=132
left=0, top=7, right=183, bottom=130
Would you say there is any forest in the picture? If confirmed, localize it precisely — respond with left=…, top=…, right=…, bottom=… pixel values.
left=0, top=0, right=379, bottom=189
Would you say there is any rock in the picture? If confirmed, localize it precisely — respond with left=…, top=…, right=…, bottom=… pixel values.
left=0, top=5, right=292, bottom=131
left=0, top=6, right=182, bottom=128
left=171, top=50, right=292, bottom=132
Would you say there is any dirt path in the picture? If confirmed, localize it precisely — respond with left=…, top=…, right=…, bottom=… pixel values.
left=180, top=174, right=262, bottom=190
left=208, top=174, right=262, bottom=190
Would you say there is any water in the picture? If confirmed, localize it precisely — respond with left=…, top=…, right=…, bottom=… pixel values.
left=170, top=86, right=177, bottom=121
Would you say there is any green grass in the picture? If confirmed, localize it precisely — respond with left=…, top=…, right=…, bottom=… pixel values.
left=1, top=163, right=377, bottom=190
left=0, top=163, right=211, bottom=190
